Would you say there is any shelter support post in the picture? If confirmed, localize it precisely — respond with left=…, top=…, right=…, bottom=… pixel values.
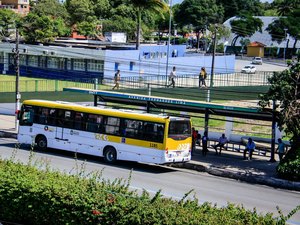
left=204, top=108, right=209, bottom=134
left=146, top=101, right=150, bottom=113
left=94, top=95, right=98, bottom=107
left=270, top=100, right=276, bottom=162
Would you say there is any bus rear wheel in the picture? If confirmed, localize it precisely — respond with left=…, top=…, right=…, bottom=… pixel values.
left=36, top=135, right=47, bottom=151
left=104, top=147, right=117, bottom=163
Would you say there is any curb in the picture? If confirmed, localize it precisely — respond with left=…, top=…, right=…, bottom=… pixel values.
left=171, top=162, right=300, bottom=192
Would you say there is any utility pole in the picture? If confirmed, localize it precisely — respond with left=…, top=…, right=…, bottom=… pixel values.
left=207, top=25, right=217, bottom=102
left=14, top=28, right=21, bottom=132
left=165, top=0, right=172, bottom=86
left=283, top=28, right=287, bottom=61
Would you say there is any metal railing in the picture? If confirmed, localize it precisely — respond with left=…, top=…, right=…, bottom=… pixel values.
left=103, top=71, right=274, bottom=89
left=0, top=71, right=274, bottom=93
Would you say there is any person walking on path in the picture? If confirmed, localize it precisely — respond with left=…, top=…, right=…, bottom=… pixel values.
left=202, top=131, right=209, bottom=156
left=167, top=66, right=176, bottom=88
left=199, top=67, right=207, bottom=88
left=214, top=133, right=228, bottom=155
left=243, top=138, right=256, bottom=160
left=112, top=70, right=121, bottom=90
left=277, top=138, right=285, bottom=161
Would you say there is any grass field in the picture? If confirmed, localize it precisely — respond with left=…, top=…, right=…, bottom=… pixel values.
left=0, top=75, right=272, bottom=138
left=0, top=75, right=110, bottom=93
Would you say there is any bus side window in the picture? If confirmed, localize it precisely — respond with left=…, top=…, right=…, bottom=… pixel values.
left=64, top=110, right=73, bottom=128
left=144, top=122, right=155, bottom=141
left=49, top=109, right=56, bottom=126
left=39, top=108, right=49, bottom=124
left=157, top=125, right=164, bottom=142
left=104, top=117, right=120, bottom=135
left=20, top=108, right=34, bottom=126
left=137, top=122, right=143, bottom=138
left=74, top=112, right=84, bottom=130
left=87, top=114, right=98, bottom=132
left=122, top=119, right=134, bottom=137
left=56, top=109, right=65, bottom=127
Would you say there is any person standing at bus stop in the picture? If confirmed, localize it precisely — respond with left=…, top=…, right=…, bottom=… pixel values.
left=202, top=131, right=209, bottom=156
left=192, top=127, right=197, bottom=155
left=277, top=138, right=285, bottom=161
left=112, top=70, right=121, bottom=90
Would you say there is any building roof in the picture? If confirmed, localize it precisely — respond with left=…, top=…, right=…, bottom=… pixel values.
left=248, top=41, right=266, bottom=47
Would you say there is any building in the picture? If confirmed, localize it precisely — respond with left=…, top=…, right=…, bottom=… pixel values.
left=0, top=0, right=30, bottom=15
left=247, top=42, right=266, bottom=57
left=0, top=42, right=235, bottom=81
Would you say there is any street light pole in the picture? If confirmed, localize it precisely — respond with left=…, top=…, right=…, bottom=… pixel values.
left=207, top=25, right=217, bottom=102
left=14, top=28, right=21, bottom=132
left=283, top=28, right=287, bottom=60
left=165, top=0, right=172, bottom=86
left=173, top=23, right=177, bottom=45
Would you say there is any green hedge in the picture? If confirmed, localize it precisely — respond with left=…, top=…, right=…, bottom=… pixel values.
left=0, top=159, right=286, bottom=225
left=277, top=147, right=300, bottom=181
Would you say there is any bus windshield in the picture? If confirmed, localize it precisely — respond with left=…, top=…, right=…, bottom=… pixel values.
left=168, top=120, right=191, bottom=140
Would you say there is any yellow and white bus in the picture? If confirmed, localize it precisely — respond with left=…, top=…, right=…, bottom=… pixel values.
left=18, top=100, right=192, bottom=164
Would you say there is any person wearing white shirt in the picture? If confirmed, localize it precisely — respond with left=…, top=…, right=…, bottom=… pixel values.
left=167, top=66, right=176, bottom=88
left=243, top=138, right=256, bottom=160
left=214, top=133, right=228, bottom=155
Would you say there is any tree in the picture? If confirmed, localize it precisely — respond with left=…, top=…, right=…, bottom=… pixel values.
left=230, top=14, right=263, bottom=47
left=0, top=9, right=20, bottom=40
left=216, top=0, right=263, bottom=20
left=174, top=0, right=224, bottom=50
left=30, top=0, right=69, bottom=21
left=65, top=0, right=94, bottom=25
left=274, top=0, right=300, bottom=16
left=239, top=38, right=250, bottom=55
left=259, top=62, right=300, bottom=180
left=129, top=0, right=168, bottom=49
left=102, top=16, right=136, bottom=41
left=76, top=17, right=100, bottom=38
left=175, top=0, right=223, bottom=28
left=266, top=7, right=300, bottom=57
left=92, top=0, right=111, bottom=19
left=21, top=13, right=68, bottom=43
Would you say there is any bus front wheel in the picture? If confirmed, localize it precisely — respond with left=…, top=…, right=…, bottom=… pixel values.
left=36, top=135, right=47, bottom=151
left=104, top=147, right=117, bottom=163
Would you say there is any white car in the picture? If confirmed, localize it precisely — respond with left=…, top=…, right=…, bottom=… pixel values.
left=252, top=57, right=263, bottom=65
left=241, top=65, right=256, bottom=74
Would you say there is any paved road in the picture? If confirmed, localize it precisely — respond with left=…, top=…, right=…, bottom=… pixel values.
left=0, top=138, right=299, bottom=224
left=235, top=59, right=288, bottom=72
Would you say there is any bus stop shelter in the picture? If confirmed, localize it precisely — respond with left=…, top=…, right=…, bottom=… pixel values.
left=63, top=87, right=277, bottom=161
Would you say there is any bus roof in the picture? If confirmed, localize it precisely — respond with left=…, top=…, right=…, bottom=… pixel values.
left=22, top=100, right=189, bottom=123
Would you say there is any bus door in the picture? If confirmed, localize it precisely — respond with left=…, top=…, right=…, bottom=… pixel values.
left=54, top=110, right=72, bottom=146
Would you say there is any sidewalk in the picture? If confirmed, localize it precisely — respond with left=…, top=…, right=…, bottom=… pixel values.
left=172, top=148, right=300, bottom=191
left=0, top=114, right=299, bottom=191
left=0, top=114, right=17, bottom=138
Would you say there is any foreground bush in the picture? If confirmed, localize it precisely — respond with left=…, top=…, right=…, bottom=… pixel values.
left=277, top=147, right=300, bottom=181
left=0, top=159, right=288, bottom=225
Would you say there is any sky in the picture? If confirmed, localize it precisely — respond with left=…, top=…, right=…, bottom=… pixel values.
left=172, top=0, right=273, bottom=4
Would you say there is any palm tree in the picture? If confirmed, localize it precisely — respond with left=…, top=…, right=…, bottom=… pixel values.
left=130, top=0, right=168, bottom=50
left=275, top=0, right=300, bottom=16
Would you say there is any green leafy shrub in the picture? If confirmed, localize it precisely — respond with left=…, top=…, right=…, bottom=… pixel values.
left=277, top=147, right=300, bottom=181
left=0, top=159, right=288, bottom=225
